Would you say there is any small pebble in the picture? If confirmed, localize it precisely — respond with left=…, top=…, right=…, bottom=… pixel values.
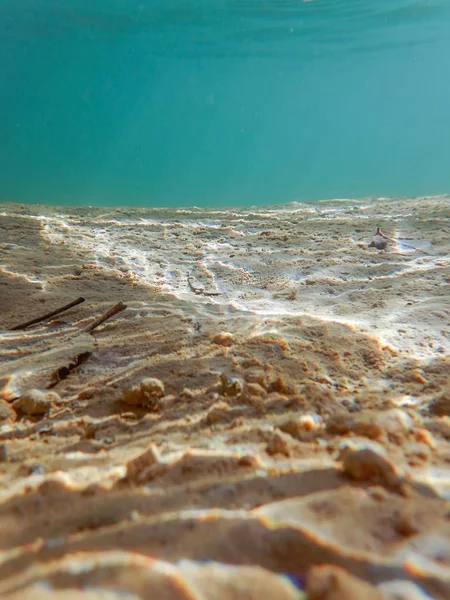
left=266, top=431, right=293, bottom=456
left=13, top=389, right=60, bottom=416
left=280, top=414, right=324, bottom=439
left=212, top=332, right=234, bottom=347
left=298, top=414, right=324, bottom=432
left=219, top=374, right=244, bottom=397
left=340, top=442, right=400, bottom=487
left=238, top=454, right=259, bottom=467
left=122, top=377, right=165, bottom=408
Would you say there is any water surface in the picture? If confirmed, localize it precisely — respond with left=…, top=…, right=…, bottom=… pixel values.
left=1, top=0, right=450, bottom=207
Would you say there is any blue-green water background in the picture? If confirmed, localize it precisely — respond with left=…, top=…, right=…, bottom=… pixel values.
left=1, top=0, right=450, bottom=208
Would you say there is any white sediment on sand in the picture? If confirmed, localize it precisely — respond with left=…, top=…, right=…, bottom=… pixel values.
left=2, top=195, right=448, bottom=355
left=0, top=195, right=449, bottom=599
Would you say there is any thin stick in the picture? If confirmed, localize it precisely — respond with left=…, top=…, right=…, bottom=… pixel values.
left=376, top=228, right=429, bottom=254
left=10, top=297, right=86, bottom=331
left=188, top=275, right=221, bottom=296
left=85, top=301, right=127, bottom=333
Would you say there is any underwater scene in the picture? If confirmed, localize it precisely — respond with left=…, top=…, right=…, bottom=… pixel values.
left=2, top=0, right=450, bottom=206
left=0, top=2, right=449, bottom=599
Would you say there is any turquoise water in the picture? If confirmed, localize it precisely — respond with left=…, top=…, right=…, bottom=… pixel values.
left=1, top=0, right=450, bottom=208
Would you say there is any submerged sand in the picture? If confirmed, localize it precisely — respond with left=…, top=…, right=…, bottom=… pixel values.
left=0, top=196, right=449, bottom=599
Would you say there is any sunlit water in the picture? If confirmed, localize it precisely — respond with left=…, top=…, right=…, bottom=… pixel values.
left=1, top=0, right=450, bottom=207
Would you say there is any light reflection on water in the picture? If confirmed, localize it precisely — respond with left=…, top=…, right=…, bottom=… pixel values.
left=2, top=1, right=450, bottom=57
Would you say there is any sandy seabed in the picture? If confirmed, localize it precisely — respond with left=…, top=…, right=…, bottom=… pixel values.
left=0, top=195, right=449, bottom=599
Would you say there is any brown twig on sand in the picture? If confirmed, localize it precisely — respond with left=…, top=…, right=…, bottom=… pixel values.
left=84, top=301, right=127, bottom=333
left=10, top=297, right=86, bottom=331
left=376, top=228, right=429, bottom=254
left=187, top=275, right=221, bottom=296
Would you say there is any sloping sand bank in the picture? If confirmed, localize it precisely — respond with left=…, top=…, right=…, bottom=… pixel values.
left=0, top=196, right=449, bottom=599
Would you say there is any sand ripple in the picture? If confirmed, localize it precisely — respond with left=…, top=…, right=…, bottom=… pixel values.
left=0, top=197, right=449, bottom=598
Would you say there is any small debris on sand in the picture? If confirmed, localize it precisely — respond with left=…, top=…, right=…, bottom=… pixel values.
left=122, top=377, right=165, bottom=408
left=13, top=389, right=60, bottom=416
